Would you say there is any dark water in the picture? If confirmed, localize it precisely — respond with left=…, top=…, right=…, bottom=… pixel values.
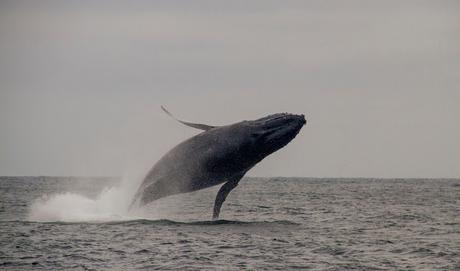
left=0, top=177, right=459, bottom=270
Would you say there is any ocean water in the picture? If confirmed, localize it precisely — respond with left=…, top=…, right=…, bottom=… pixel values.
left=0, top=177, right=459, bottom=270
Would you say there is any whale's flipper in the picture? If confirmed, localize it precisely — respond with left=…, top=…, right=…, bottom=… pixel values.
left=212, top=173, right=245, bottom=219
left=161, top=106, right=216, bottom=131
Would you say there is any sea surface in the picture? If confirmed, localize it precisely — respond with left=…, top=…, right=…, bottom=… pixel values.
left=0, top=176, right=459, bottom=270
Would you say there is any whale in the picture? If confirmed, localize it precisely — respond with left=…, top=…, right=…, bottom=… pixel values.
left=131, top=107, right=306, bottom=219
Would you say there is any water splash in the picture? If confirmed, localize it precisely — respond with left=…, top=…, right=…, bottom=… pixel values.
left=26, top=175, right=218, bottom=222
left=27, top=177, right=151, bottom=222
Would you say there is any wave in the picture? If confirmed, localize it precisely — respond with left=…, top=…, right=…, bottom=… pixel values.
left=3, top=219, right=299, bottom=227
left=107, top=219, right=300, bottom=226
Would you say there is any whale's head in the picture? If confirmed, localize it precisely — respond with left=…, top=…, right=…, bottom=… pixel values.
left=232, top=113, right=306, bottom=165
left=252, top=113, right=306, bottom=155
left=203, top=112, right=306, bottom=175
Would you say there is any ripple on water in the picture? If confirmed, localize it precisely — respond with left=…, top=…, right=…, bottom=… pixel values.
left=0, top=177, right=459, bottom=270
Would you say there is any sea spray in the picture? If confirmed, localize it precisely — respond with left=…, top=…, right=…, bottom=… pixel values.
left=27, top=177, right=150, bottom=222
left=29, top=188, right=124, bottom=222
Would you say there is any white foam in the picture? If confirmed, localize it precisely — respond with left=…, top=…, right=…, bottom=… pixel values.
left=27, top=182, right=149, bottom=222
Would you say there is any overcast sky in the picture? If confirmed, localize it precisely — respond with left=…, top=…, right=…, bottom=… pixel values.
left=1, top=1, right=459, bottom=178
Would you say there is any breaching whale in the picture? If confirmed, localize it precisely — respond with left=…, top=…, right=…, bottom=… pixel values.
left=131, top=107, right=306, bottom=219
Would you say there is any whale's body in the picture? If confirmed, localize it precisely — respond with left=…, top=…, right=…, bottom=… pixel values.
left=132, top=108, right=306, bottom=219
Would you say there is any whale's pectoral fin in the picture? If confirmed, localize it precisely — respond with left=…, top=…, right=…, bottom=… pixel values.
left=212, top=177, right=242, bottom=220
left=212, top=180, right=239, bottom=220
left=161, top=106, right=216, bottom=131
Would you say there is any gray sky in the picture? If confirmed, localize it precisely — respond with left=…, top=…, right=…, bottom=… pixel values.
left=1, top=1, right=459, bottom=178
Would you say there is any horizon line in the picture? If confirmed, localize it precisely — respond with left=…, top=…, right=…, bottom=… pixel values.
left=0, top=175, right=459, bottom=180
